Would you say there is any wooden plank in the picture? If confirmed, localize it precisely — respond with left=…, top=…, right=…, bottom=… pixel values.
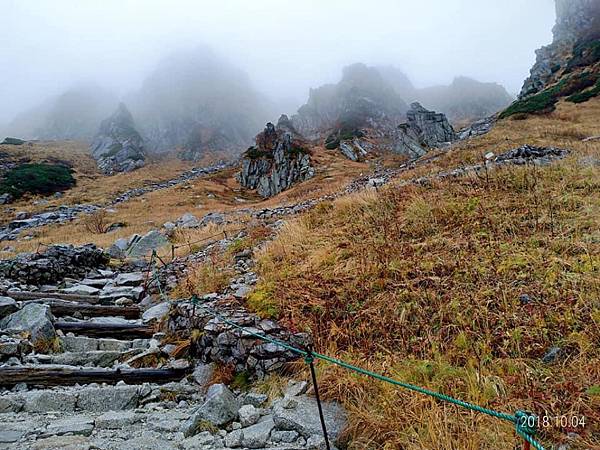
left=40, top=300, right=140, bottom=319
left=3, top=291, right=101, bottom=304
left=0, top=366, right=189, bottom=387
left=54, top=321, right=154, bottom=338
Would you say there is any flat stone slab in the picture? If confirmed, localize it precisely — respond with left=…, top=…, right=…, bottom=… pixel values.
left=44, top=416, right=94, bottom=437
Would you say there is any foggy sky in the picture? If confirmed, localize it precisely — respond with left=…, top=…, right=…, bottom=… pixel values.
left=0, top=0, right=556, bottom=124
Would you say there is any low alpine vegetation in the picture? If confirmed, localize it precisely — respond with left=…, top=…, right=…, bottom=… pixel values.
left=0, top=163, right=76, bottom=199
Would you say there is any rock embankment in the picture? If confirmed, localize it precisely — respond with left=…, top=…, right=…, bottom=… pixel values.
left=239, top=116, right=314, bottom=198
left=0, top=244, right=109, bottom=285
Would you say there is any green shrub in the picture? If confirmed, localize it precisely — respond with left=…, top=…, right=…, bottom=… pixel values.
left=566, top=39, right=600, bottom=72
left=499, top=85, right=562, bottom=119
left=499, top=74, right=599, bottom=119
left=567, top=79, right=600, bottom=103
left=0, top=163, right=76, bottom=199
left=288, top=145, right=308, bottom=158
left=325, top=140, right=340, bottom=150
left=244, top=146, right=273, bottom=160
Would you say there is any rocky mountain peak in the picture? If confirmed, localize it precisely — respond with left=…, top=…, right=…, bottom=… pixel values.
left=291, top=63, right=407, bottom=140
left=519, top=0, right=600, bottom=99
left=90, top=103, right=146, bottom=175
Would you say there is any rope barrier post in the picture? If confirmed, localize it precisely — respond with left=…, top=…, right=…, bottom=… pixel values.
left=305, top=344, right=331, bottom=450
left=515, top=411, right=539, bottom=450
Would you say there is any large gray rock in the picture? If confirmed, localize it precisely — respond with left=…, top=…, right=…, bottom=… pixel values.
left=176, top=213, right=200, bottom=229
left=44, top=416, right=94, bottom=437
left=142, top=301, right=171, bottom=323
left=90, top=103, right=146, bottom=175
left=0, top=296, right=18, bottom=319
left=23, top=390, right=77, bottom=413
left=191, top=363, right=215, bottom=388
left=241, top=417, right=275, bottom=448
left=114, top=272, right=144, bottom=286
left=77, top=385, right=139, bottom=412
left=0, top=394, right=25, bottom=413
left=127, top=230, right=170, bottom=257
left=273, top=396, right=347, bottom=444
left=95, top=411, right=140, bottom=429
left=181, top=383, right=239, bottom=436
left=239, top=118, right=314, bottom=198
left=0, top=303, right=56, bottom=349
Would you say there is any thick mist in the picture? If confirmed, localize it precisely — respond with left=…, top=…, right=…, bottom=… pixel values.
left=1, top=0, right=555, bottom=127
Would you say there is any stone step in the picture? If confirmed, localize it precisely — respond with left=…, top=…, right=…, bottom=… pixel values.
left=22, top=349, right=144, bottom=368
left=61, top=335, right=151, bottom=353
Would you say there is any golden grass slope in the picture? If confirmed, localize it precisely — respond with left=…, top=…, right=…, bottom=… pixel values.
left=248, top=99, right=600, bottom=449
left=0, top=145, right=368, bottom=257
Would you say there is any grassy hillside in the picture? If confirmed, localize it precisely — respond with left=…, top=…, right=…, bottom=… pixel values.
left=248, top=99, right=600, bottom=449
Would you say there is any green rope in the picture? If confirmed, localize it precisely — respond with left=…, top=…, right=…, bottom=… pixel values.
left=188, top=295, right=546, bottom=450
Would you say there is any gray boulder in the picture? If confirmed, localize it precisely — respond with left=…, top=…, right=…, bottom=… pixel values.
left=176, top=213, right=200, bottom=229
left=44, top=416, right=94, bottom=437
left=77, top=385, right=139, bottom=412
left=241, top=417, right=275, bottom=448
left=0, top=303, right=56, bottom=349
left=127, top=230, right=170, bottom=257
left=90, top=103, right=146, bottom=175
left=273, top=396, right=347, bottom=444
left=142, top=301, right=171, bottom=323
left=23, top=391, right=77, bottom=413
left=0, top=297, right=18, bottom=319
left=181, top=383, right=239, bottom=436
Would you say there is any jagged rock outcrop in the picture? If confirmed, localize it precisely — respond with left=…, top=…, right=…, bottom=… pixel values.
left=291, top=63, right=407, bottom=140
left=520, top=0, right=600, bottom=98
left=90, top=104, right=146, bottom=175
left=392, top=102, right=456, bottom=158
left=239, top=116, right=314, bottom=198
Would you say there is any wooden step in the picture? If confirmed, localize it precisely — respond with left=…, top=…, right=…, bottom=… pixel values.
left=4, top=291, right=101, bottom=304
left=0, top=366, right=189, bottom=387
left=54, top=321, right=154, bottom=339
left=35, top=299, right=140, bottom=319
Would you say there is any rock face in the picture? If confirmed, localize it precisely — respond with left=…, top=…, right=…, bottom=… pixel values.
left=239, top=116, right=314, bottom=198
left=291, top=63, right=407, bottom=140
left=0, top=244, right=109, bottom=285
left=90, top=103, right=146, bottom=175
left=520, top=0, right=600, bottom=98
left=393, top=102, right=456, bottom=158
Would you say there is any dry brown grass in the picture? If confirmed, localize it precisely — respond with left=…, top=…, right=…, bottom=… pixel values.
left=248, top=99, right=600, bottom=449
left=1, top=144, right=367, bottom=258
